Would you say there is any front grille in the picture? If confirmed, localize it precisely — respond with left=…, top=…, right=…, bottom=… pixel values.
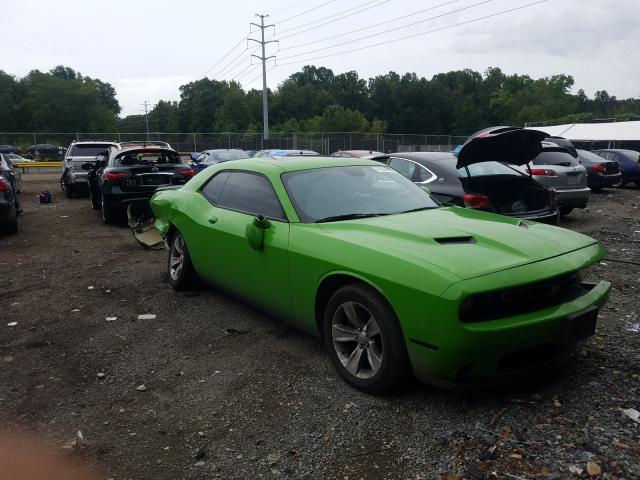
left=460, top=272, right=587, bottom=323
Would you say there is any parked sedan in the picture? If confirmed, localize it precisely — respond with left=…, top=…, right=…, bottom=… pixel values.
left=5, top=154, right=35, bottom=164
left=0, top=154, right=21, bottom=234
left=519, top=143, right=590, bottom=216
left=151, top=156, right=610, bottom=392
left=593, top=149, right=640, bottom=187
left=254, top=149, right=320, bottom=157
left=378, top=127, right=559, bottom=224
left=0, top=145, right=22, bottom=154
left=192, top=149, right=251, bottom=173
left=577, top=149, right=621, bottom=192
left=331, top=150, right=384, bottom=159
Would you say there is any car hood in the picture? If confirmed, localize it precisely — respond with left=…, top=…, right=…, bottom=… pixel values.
left=316, top=207, right=599, bottom=281
left=457, top=126, right=548, bottom=169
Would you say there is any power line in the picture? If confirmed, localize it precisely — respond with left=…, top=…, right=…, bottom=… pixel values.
left=276, top=0, right=337, bottom=25
left=244, top=64, right=276, bottom=88
left=279, top=0, right=497, bottom=61
left=271, top=0, right=308, bottom=18
left=203, top=34, right=248, bottom=77
left=275, top=0, right=387, bottom=38
left=276, top=0, right=548, bottom=66
left=279, top=0, right=461, bottom=49
left=232, top=62, right=258, bottom=82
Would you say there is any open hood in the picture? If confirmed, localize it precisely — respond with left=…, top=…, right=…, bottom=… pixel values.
left=456, top=126, right=548, bottom=169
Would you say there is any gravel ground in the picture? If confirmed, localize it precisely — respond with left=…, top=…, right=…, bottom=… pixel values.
left=1, top=174, right=638, bottom=480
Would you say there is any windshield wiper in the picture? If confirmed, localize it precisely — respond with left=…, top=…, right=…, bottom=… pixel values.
left=399, top=206, right=436, bottom=214
left=315, top=213, right=389, bottom=223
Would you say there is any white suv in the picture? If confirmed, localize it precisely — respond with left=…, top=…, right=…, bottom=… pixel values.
left=61, top=141, right=118, bottom=198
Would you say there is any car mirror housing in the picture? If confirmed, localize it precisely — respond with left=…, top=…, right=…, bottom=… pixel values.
left=81, top=162, right=94, bottom=170
left=245, top=215, right=271, bottom=250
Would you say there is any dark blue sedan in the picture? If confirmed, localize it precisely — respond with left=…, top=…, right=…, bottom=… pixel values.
left=191, top=149, right=251, bottom=173
left=593, top=149, right=640, bottom=186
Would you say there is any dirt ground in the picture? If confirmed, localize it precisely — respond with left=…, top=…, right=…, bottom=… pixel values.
left=1, top=173, right=638, bottom=480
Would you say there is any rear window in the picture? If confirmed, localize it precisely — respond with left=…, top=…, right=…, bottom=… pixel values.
left=216, top=151, right=251, bottom=162
left=440, top=157, right=523, bottom=177
left=114, top=150, right=183, bottom=166
left=533, top=151, right=579, bottom=167
left=70, top=144, right=113, bottom=156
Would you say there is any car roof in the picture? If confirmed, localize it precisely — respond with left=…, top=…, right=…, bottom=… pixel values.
left=112, top=146, right=178, bottom=156
left=225, top=156, right=381, bottom=173
left=385, top=151, right=456, bottom=162
left=70, top=140, right=118, bottom=145
left=204, top=149, right=248, bottom=153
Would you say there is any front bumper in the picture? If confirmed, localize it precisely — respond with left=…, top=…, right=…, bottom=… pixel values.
left=405, top=244, right=611, bottom=386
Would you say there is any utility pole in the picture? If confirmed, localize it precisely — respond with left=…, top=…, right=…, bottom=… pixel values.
left=142, top=101, right=151, bottom=141
left=249, top=14, right=277, bottom=141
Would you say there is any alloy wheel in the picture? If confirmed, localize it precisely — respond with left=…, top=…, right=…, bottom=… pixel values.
left=331, top=301, right=383, bottom=379
left=169, top=235, right=185, bottom=281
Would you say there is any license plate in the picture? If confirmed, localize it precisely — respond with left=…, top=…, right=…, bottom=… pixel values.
left=561, top=306, right=598, bottom=344
left=567, top=176, right=581, bottom=185
left=143, top=175, right=170, bottom=186
left=122, top=179, right=137, bottom=188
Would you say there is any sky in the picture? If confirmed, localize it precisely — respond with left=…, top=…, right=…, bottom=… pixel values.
left=1, top=0, right=639, bottom=117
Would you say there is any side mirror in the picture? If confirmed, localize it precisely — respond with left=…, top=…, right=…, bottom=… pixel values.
left=245, top=215, right=271, bottom=250
left=81, top=162, right=94, bottom=170
left=420, top=185, right=431, bottom=195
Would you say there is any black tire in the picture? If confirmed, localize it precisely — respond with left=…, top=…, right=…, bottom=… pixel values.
left=323, top=283, right=410, bottom=393
left=559, top=206, right=574, bottom=216
left=591, top=187, right=603, bottom=193
left=89, top=185, right=100, bottom=210
left=101, top=198, right=118, bottom=224
left=167, top=231, right=199, bottom=290
left=3, top=220, right=18, bottom=235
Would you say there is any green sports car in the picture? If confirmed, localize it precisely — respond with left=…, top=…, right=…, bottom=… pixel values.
left=150, top=153, right=611, bottom=393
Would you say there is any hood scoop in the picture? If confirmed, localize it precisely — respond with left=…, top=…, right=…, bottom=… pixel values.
left=434, top=236, right=476, bottom=245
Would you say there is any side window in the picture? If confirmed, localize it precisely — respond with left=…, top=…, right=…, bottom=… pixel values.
left=389, top=158, right=417, bottom=182
left=416, top=165, right=435, bottom=183
left=216, top=172, right=287, bottom=221
left=201, top=171, right=231, bottom=204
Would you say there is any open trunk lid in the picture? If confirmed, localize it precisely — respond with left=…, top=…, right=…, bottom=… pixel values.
left=457, top=126, right=548, bottom=169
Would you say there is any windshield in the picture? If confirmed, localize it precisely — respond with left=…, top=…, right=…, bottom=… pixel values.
left=440, top=158, right=524, bottom=177
left=578, top=150, right=609, bottom=163
left=70, top=144, right=113, bottom=156
left=216, top=150, right=251, bottom=162
left=115, top=150, right=182, bottom=166
left=533, top=151, right=579, bottom=167
left=282, top=165, right=439, bottom=223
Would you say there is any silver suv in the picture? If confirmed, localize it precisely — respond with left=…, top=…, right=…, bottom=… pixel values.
left=61, top=141, right=118, bottom=198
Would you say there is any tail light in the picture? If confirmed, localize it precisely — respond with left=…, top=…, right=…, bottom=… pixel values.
left=177, top=169, right=195, bottom=178
left=105, top=172, right=131, bottom=182
left=463, top=193, right=490, bottom=209
left=592, top=164, right=606, bottom=173
left=526, top=168, right=557, bottom=177
left=0, top=178, right=8, bottom=192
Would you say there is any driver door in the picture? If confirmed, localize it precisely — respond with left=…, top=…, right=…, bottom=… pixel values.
left=192, top=170, right=293, bottom=319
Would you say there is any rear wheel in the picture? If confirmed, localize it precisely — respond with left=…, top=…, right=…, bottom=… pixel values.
left=559, top=206, right=574, bottom=216
left=591, top=186, right=603, bottom=193
left=168, top=231, right=198, bottom=290
left=89, top=185, right=100, bottom=210
left=101, top=197, right=118, bottom=224
left=3, top=220, right=18, bottom=235
left=323, top=284, right=409, bottom=393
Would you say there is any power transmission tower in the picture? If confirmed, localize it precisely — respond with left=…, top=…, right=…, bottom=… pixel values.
left=142, top=101, right=152, bottom=141
left=249, top=14, right=277, bottom=141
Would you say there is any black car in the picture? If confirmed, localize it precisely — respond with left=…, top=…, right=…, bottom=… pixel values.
left=576, top=149, right=621, bottom=192
left=0, top=145, right=21, bottom=154
left=86, top=144, right=194, bottom=224
left=592, top=149, right=640, bottom=187
left=27, top=143, right=62, bottom=159
left=0, top=154, right=21, bottom=234
left=375, top=127, right=559, bottom=224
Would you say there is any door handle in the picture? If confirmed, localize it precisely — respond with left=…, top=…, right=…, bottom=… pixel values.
left=208, top=215, right=218, bottom=224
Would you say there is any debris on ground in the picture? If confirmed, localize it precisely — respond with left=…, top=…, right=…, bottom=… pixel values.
left=138, top=314, right=156, bottom=321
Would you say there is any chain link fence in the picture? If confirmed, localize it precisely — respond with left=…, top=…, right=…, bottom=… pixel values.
left=0, top=132, right=468, bottom=156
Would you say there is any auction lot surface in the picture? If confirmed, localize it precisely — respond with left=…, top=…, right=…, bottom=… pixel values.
left=1, top=174, right=639, bottom=479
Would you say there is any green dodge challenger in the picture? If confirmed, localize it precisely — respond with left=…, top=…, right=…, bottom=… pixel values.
left=150, top=152, right=610, bottom=393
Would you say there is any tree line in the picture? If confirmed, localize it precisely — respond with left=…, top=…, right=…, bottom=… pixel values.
left=0, top=65, right=638, bottom=137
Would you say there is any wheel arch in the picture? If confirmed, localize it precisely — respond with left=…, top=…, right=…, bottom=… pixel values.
left=314, top=272, right=395, bottom=336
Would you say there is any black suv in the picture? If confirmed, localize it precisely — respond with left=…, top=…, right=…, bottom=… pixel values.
left=85, top=142, right=194, bottom=223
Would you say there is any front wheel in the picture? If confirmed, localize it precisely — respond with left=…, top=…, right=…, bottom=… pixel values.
left=323, top=284, right=409, bottom=393
left=168, top=231, right=198, bottom=290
